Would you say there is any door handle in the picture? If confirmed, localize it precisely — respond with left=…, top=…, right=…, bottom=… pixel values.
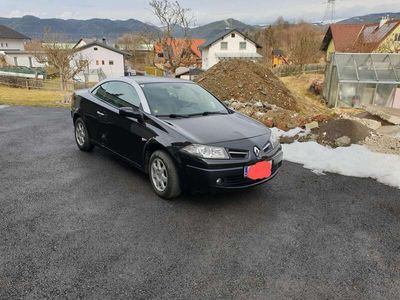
left=97, top=111, right=105, bottom=117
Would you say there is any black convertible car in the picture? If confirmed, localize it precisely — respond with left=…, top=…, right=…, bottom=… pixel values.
left=71, top=76, right=283, bottom=199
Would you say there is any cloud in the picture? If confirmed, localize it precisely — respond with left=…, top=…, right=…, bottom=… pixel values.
left=0, top=0, right=399, bottom=24
left=5, top=10, right=48, bottom=18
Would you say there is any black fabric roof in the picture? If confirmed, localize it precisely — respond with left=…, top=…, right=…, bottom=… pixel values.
left=0, top=25, right=30, bottom=40
left=199, top=28, right=262, bottom=50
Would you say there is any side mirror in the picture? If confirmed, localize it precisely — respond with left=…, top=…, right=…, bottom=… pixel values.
left=119, top=107, right=142, bottom=120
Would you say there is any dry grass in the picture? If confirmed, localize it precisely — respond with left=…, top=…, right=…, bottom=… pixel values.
left=0, top=85, right=69, bottom=107
left=280, top=74, right=334, bottom=117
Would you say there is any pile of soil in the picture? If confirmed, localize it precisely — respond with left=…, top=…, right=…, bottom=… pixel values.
left=197, top=60, right=298, bottom=111
left=314, top=119, right=371, bottom=147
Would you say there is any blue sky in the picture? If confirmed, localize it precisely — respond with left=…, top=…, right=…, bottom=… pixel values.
left=1, top=0, right=400, bottom=25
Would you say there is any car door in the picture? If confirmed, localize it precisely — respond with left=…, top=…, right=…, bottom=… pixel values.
left=97, top=81, right=151, bottom=166
left=85, top=83, right=115, bottom=145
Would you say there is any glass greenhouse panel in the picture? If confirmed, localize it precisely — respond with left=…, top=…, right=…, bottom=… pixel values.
left=374, top=55, right=396, bottom=82
left=390, top=55, right=400, bottom=80
left=338, top=83, right=358, bottom=107
left=324, top=53, right=400, bottom=107
left=327, top=66, right=339, bottom=106
left=375, top=84, right=397, bottom=107
left=335, top=55, right=358, bottom=81
left=354, top=55, right=376, bottom=81
left=357, top=83, right=376, bottom=106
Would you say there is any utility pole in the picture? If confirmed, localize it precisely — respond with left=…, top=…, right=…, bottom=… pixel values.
left=323, top=0, right=336, bottom=24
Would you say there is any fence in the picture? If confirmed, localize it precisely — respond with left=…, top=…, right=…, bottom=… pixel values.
left=0, top=75, right=95, bottom=92
left=0, top=75, right=44, bottom=89
left=272, top=64, right=326, bottom=77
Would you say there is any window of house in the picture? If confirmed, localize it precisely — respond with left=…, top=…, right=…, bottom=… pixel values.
left=231, top=33, right=235, bottom=38
left=29, top=57, right=33, bottom=68
left=240, top=42, right=247, bottom=50
left=395, top=33, right=400, bottom=42
left=93, top=81, right=141, bottom=108
left=6, top=43, right=7, bottom=47
left=221, top=42, right=228, bottom=50
left=0, top=43, right=3, bottom=47
left=109, top=60, right=114, bottom=65
left=13, top=57, right=18, bottom=66
left=102, top=60, right=105, bottom=65
left=94, top=47, right=98, bottom=51
left=96, top=60, right=99, bottom=65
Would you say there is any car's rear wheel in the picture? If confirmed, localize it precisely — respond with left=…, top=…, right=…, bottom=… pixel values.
left=149, top=150, right=181, bottom=199
left=74, top=118, right=94, bottom=152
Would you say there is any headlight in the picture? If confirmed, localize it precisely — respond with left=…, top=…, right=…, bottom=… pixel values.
left=269, top=131, right=280, bottom=148
left=182, top=144, right=229, bottom=159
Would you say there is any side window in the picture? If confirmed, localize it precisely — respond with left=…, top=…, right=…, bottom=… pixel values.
left=220, top=42, right=228, bottom=50
left=93, top=81, right=141, bottom=108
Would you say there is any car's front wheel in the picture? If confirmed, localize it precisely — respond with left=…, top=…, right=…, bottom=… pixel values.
left=74, top=118, right=94, bottom=152
left=149, top=150, right=181, bottom=199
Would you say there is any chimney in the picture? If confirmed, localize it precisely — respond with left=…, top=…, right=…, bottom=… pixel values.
left=379, top=16, right=389, bottom=28
left=102, top=38, right=107, bottom=44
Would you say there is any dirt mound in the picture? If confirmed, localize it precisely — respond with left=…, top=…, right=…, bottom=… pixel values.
left=197, top=60, right=298, bottom=111
left=315, top=119, right=371, bottom=147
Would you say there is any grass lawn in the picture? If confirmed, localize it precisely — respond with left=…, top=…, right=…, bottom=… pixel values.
left=0, top=85, right=69, bottom=107
left=280, top=74, right=334, bottom=117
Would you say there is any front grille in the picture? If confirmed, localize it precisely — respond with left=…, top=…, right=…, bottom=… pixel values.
left=225, top=175, right=263, bottom=186
left=228, top=149, right=249, bottom=159
left=224, top=161, right=281, bottom=187
left=263, top=142, right=272, bottom=153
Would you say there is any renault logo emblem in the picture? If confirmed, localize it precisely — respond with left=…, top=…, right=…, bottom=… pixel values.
left=253, top=146, right=261, bottom=157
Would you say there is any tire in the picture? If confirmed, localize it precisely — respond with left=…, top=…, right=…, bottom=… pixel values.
left=74, top=118, right=94, bottom=152
left=149, top=150, right=181, bottom=199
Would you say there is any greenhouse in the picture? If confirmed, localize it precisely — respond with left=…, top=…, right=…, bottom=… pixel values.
left=323, top=53, right=400, bottom=108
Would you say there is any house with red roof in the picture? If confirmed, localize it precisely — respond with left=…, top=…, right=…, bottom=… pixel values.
left=154, top=38, right=206, bottom=70
left=321, top=17, right=400, bottom=61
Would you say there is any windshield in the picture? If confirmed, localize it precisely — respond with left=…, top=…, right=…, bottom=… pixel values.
left=140, top=82, right=229, bottom=117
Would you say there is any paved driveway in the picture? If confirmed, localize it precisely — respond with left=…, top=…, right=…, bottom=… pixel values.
left=1, top=106, right=399, bottom=299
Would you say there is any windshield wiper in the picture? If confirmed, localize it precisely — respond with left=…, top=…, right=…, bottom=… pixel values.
left=156, top=114, right=189, bottom=118
left=189, top=111, right=228, bottom=117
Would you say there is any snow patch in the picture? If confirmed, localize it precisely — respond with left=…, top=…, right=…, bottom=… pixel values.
left=282, top=141, right=400, bottom=189
left=272, top=127, right=310, bottom=138
left=0, top=105, right=9, bottom=109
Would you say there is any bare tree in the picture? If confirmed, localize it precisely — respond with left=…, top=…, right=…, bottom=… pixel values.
left=255, top=20, right=324, bottom=68
left=287, top=23, right=323, bottom=67
left=33, top=30, right=89, bottom=91
left=0, top=54, right=7, bottom=67
left=118, top=26, right=158, bottom=70
left=149, top=0, right=195, bottom=75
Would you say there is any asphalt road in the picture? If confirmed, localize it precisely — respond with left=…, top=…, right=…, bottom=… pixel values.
left=1, top=106, right=400, bottom=299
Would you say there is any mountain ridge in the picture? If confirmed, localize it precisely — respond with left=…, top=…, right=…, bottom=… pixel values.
left=0, top=15, right=257, bottom=41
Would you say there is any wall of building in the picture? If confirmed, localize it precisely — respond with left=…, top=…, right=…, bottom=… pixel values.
left=326, top=40, right=335, bottom=61
left=73, top=45, right=125, bottom=82
left=376, top=25, right=400, bottom=52
left=0, top=39, right=25, bottom=51
left=201, top=31, right=258, bottom=70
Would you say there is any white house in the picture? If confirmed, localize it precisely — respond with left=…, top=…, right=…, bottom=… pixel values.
left=200, top=29, right=263, bottom=70
left=72, top=39, right=128, bottom=83
left=0, top=25, right=45, bottom=68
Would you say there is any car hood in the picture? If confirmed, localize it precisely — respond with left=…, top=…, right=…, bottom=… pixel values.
left=162, top=112, right=269, bottom=144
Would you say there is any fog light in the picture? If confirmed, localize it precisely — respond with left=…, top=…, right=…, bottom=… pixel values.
left=216, top=178, right=224, bottom=185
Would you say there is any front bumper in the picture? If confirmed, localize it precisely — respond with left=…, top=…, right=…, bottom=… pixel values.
left=183, top=147, right=283, bottom=191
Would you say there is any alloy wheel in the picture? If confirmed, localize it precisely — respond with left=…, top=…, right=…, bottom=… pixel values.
left=151, top=158, right=168, bottom=192
left=75, top=122, right=86, bottom=146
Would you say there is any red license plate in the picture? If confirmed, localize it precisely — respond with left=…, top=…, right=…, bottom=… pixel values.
left=244, top=161, right=272, bottom=180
